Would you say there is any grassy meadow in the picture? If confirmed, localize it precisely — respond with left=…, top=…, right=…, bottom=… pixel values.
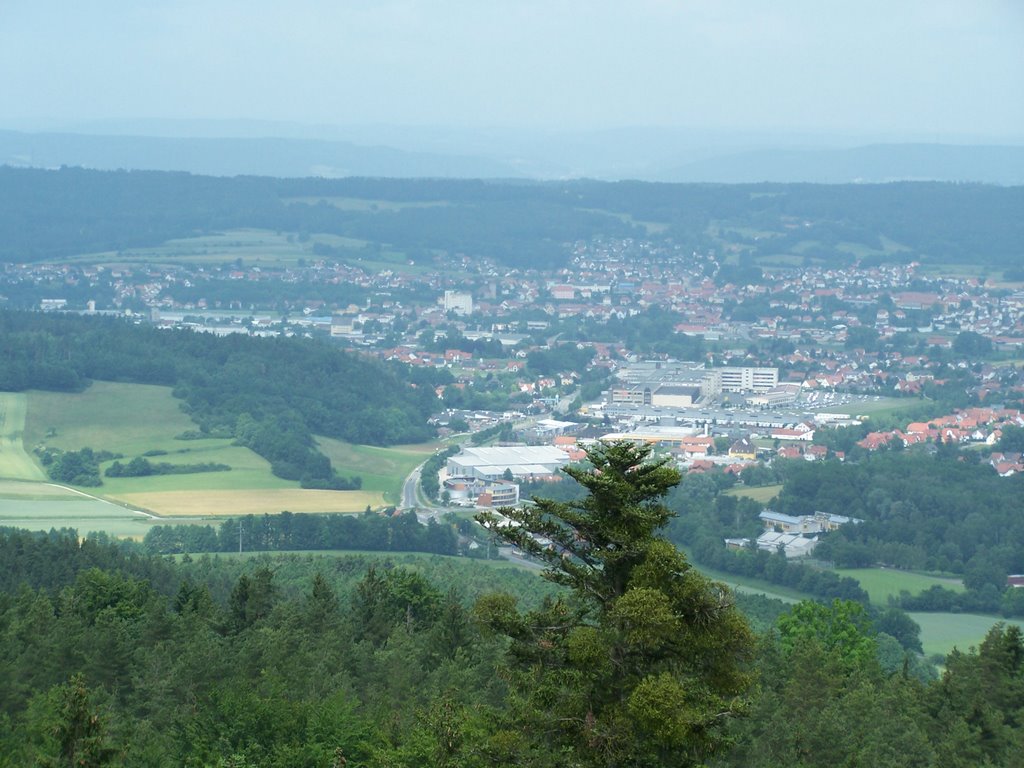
left=687, top=554, right=1010, bottom=656
left=316, top=436, right=437, bottom=501
left=835, top=567, right=965, bottom=604
left=910, top=612, right=1024, bottom=659
left=724, top=484, right=782, bottom=504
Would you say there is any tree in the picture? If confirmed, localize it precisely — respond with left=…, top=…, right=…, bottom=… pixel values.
left=33, top=674, right=118, bottom=767
left=475, top=442, right=754, bottom=767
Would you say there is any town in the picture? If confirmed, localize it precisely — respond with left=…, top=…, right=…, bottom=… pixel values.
left=6, top=231, right=1023, bottom=510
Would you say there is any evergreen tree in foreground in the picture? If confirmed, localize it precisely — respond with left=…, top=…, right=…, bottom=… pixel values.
left=476, top=442, right=754, bottom=767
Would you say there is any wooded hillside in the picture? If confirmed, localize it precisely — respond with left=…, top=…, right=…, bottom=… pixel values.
left=1, top=166, right=1021, bottom=268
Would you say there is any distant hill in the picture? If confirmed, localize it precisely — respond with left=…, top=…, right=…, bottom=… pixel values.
left=4, top=128, right=1022, bottom=184
left=0, top=129, right=523, bottom=179
left=657, top=144, right=1024, bottom=185
left=0, top=166, right=1021, bottom=270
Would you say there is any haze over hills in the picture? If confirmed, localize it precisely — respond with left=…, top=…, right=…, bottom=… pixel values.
left=1, top=122, right=1022, bottom=183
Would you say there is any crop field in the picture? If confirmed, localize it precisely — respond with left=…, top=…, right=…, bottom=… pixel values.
left=910, top=612, right=1024, bottom=658
left=55, top=227, right=431, bottom=276
left=724, top=484, right=782, bottom=504
left=0, top=393, right=46, bottom=481
left=19, top=381, right=411, bottom=520
left=110, top=488, right=384, bottom=517
left=53, top=229, right=320, bottom=269
left=0, top=481, right=154, bottom=538
left=835, top=568, right=965, bottom=604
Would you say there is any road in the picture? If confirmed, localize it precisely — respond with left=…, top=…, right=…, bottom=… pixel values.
left=498, top=546, right=544, bottom=571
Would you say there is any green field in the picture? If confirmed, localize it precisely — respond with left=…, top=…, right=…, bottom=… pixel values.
left=910, top=612, right=1024, bottom=658
left=13, top=381, right=440, bottom=519
left=0, top=393, right=46, bottom=481
left=52, top=227, right=432, bottom=277
left=724, top=484, right=782, bottom=503
left=819, top=396, right=908, bottom=417
left=0, top=494, right=154, bottom=538
left=685, top=554, right=1008, bottom=656
left=316, top=436, right=437, bottom=501
left=27, top=381, right=204, bottom=454
left=836, top=568, right=965, bottom=604
left=51, top=228, right=320, bottom=269
left=0, top=480, right=170, bottom=538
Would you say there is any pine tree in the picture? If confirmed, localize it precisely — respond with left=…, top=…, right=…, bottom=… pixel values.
left=475, top=442, right=754, bottom=767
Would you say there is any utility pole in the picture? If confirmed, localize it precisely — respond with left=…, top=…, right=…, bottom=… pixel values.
left=239, top=520, right=242, bottom=554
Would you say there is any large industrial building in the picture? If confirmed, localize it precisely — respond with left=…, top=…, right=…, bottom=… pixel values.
left=611, top=360, right=779, bottom=405
left=446, top=445, right=570, bottom=481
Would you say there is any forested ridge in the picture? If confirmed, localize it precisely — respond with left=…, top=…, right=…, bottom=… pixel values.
left=0, top=310, right=434, bottom=485
left=1, top=165, right=1021, bottom=268
left=0, top=518, right=1021, bottom=766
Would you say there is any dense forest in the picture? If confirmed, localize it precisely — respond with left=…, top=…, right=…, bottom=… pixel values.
left=1, top=166, right=1021, bottom=268
left=0, top=310, right=435, bottom=486
left=0, top=445, right=1021, bottom=767
left=528, top=445, right=1024, bottom=618
left=141, top=510, right=464, bottom=558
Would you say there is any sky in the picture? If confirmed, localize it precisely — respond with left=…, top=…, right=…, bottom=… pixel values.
left=2, top=0, right=1022, bottom=142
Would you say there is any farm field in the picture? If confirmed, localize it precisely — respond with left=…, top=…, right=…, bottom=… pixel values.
left=0, top=393, right=46, bottom=481
left=53, top=228, right=430, bottom=276
left=724, top=484, right=782, bottom=504
left=0, top=480, right=155, bottom=538
left=18, top=381, right=431, bottom=519
left=910, top=612, right=1024, bottom=659
left=52, top=229, right=319, bottom=269
left=836, top=567, right=965, bottom=604
left=111, top=488, right=385, bottom=517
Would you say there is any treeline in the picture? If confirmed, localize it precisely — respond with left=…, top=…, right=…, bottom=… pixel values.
left=693, top=541, right=870, bottom=604
left=142, top=510, right=459, bottom=557
left=105, top=457, right=231, bottom=477
left=2, top=166, right=1022, bottom=270
left=0, top=310, right=434, bottom=485
left=420, top=446, right=460, bottom=500
left=775, top=452, right=1024, bottom=594
left=37, top=447, right=120, bottom=486
left=0, top=526, right=1021, bottom=766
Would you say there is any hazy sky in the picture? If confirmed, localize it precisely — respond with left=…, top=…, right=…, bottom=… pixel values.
left=2, top=0, right=1022, bottom=140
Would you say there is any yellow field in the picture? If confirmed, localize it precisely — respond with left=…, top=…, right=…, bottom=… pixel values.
left=725, top=484, right=783, bottom=503
left=0, top=393, right=46, bottom=481
left=109, top=488, right=386, bottom=517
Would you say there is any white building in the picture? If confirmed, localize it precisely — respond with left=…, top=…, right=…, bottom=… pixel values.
left=447, top=445, right=570, bottom=481
left=443, top=290, right=474, bottom=316
left=716, top=366, right=779, bottom=393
